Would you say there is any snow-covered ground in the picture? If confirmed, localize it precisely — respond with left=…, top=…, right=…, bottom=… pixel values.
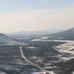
left=31, top=38, right=73, bottom=42
left=32, top=71, right=55, bottom=74
left=0, top=72, right=6, bottom=74
left=32, top=38, right=74, bottom=61
left=6, top=42, right=28, bottom=46
left=53, top=40, right=74, bottom=61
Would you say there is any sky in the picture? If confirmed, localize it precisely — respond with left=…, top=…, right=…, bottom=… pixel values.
left=0, top=0, right=74, bottom=33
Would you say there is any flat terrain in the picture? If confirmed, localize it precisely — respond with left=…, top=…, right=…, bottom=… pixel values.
left=0, top=39, right=74, bottom=74
left=0, top=45, right=39, bottom=74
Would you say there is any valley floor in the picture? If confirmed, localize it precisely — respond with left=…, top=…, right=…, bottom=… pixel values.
left=0, top=39, right=74, bottom=74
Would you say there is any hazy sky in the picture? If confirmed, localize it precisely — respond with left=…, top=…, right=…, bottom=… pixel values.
left=0, top=0, right=74, bottom=33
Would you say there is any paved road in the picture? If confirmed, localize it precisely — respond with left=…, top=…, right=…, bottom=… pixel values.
left=20, top=47, right=48, bottom=72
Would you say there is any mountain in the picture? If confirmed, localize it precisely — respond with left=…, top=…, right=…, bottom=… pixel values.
left=0, top=33, right=26, bottom=46
left=5, top=28, right=74, bottom=41
left=48, top=28, right=74, bottom=40
left=0, top=33, right=28, bottom=45
left=0, top=33, right=16, bottom=42
left=6, top=30, right=62, bottom=39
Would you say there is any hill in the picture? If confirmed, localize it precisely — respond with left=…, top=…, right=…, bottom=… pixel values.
left=0, top=33, right=26, bottom=46
left=48, top=28, right=74, bottom=40
left=0, top=33, right=16, bottom=42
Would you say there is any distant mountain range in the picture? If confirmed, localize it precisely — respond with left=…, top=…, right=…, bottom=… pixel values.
left=6, top=30, right=62, bottom=39
left=48, top=28, right=74, bottom=40
left=6, top=28, right=74, bottom=40
left=0, top=27, right=74, bottom=45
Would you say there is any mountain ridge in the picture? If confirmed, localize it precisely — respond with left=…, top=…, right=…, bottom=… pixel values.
left=48, top=28, right=74, bottom=40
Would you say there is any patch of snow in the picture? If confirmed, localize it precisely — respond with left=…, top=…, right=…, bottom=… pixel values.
left=30, top=56, right=37, bottom=59
left=0, top=72, right=6, bottom=74
left=31, top=39, right=73, bottom=42
left=26, top=46, right=36, bottom=49
left=41, top=37, right=48, bottom=40
left=32, top=71, right=55, bottom=74
left=53, top=40, right=74, bottom=61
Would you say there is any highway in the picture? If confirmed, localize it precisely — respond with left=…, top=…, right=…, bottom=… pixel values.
left=19, top=47, right=48, bottom=72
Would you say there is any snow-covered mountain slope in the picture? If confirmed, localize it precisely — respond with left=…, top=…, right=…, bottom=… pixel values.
left=47, top=28, right=74, bottom=40
left=0, top=33, right=16, bottom=42
left=0, top=33, right=27, bottom=46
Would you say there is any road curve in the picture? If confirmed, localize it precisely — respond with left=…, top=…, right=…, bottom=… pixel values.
left=20, top=47, right=48, bottom=72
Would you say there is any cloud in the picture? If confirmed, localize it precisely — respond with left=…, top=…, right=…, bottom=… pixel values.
left=0, top=4, right=74, bottom=33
